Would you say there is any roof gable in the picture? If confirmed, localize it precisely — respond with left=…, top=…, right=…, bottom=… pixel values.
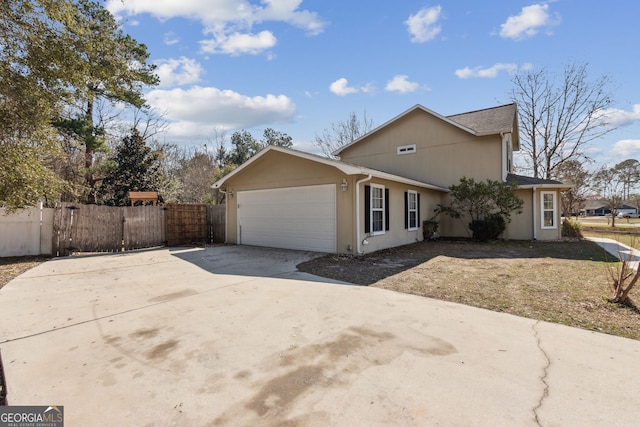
left=212, top=146, right=448, bottom=192
left=333, top=103, right=518, bottom=156
left=333, top=104, right=477, bottom=156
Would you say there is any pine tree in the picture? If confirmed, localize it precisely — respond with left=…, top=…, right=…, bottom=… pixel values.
left=98, top=129, right=161, bottom=206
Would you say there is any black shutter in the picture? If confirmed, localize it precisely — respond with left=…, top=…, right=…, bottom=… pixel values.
left=417, top=193, right=421, bottom=227
left=385, top=188, right=390, bottom=231
left=404, top=191, right=408, bottom=229
left=364, top=185, right=371, bottom=233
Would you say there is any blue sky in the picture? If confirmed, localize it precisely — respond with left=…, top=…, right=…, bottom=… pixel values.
left=105, top=0, right=640, bottom=168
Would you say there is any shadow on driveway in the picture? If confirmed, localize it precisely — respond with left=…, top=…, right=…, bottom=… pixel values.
left=167, top=244, right=359, bottom=285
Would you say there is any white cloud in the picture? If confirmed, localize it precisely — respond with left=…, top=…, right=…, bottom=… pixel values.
left=154, top=57, right=203, bottom=87
left=405, top=6, right=442, bottom=43
left=329, top=78, right=359, bottom=96
left=200, top=31, right=277, bottom=55
left=597, top=104, right=640, bottom=127
left=145, top=86, right=296, bottom=140
left=455, top=63, right=529, bottom=79
left=500, top=4, right=560, bottom=40
left=611, top=139, right=640, bottom=158
left=106, top=0, right=325, bottom=56
left=385, top=75, right=421, bottom=93
left=163, top=32, right=179, bottom=46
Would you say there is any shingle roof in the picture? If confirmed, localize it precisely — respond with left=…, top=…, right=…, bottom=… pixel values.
left=506, top=173, right=565, bottom=186
left=447, top=103, right=517, bottom=135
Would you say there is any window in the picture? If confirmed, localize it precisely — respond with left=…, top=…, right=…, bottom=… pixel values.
left=397, top=144, right=416, bottom=155
left=364, top=185, right=389, bottom=235
left=371, top=185, right=385, bottom=234
left=541, top=191, right=557, bottom=229
left=405, top=190, right=419, bottom=230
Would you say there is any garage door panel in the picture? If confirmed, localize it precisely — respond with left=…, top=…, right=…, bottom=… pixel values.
left=237, top=185, right=337, bottom=253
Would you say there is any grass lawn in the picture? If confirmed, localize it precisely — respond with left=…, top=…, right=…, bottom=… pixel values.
left=580, top=220, right=640, bottom=250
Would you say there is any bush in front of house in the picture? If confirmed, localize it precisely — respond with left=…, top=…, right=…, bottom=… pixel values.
left=469, top=213, right=506, bottom=242
left=438, top=177, right=524, bottom=241
left=561, top=218, right=583, bottom=238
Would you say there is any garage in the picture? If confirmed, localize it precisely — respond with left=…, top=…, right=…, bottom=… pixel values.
left=237, top=184, right=337, bottom=253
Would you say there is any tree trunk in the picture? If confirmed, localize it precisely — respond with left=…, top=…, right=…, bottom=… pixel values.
left=84, top=98, right=96, bottom=204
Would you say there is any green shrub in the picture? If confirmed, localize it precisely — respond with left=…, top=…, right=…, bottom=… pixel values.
left=469, top=214, right=506, bottom=241
left=561, top=218, right=583, bottom=238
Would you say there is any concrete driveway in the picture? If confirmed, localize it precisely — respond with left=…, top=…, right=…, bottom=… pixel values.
left=1, top=245, right=639, bottom=426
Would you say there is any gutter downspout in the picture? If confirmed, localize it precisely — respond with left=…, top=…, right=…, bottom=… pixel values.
left=355, top=174, right=373, bottom=255
left=532, top=187, right=537, bottom=240
left=500, top=132, right=506, bottom=181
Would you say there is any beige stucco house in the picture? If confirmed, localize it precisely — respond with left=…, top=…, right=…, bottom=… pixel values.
left=213, top=103, right=570, bottom=254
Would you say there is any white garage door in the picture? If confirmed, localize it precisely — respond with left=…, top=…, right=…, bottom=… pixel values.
left=237, top=184, right=337, bottom=253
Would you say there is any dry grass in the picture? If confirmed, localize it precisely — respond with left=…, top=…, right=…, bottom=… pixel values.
left=0, top=256, right=49, bottom=289
left=298, top=239, right=640, bottom=340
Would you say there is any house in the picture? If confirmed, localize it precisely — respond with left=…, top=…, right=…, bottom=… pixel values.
left=213, top=103, right=571, bottom=254
left=582, top=200, right=638, bottom=216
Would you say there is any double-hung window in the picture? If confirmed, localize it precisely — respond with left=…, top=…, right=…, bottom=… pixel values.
left=370, top=184, right=385, bottom=234
left=365, top=184, right=389, bottom=235
left=406, top=190, right=418, bottom=230
left=541, top=191, right=557, bottom=229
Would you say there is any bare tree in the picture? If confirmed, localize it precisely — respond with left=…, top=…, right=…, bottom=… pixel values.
left=510, top=62, right=614, bottom=179
left=314, top=111, right=375, bottom=158
left=553, top=159, right=589, bottom=217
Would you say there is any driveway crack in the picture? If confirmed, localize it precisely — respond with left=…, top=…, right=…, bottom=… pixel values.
left=531, top=320, right=550, bottom=426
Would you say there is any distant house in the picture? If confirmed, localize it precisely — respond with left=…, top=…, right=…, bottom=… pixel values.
left=583, top=200, right=638, bottom=216
left=213, top=103, right=570, bottom=254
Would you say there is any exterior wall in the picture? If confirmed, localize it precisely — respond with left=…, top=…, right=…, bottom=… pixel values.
left=505, top=189, right=534, bottom=240
left=339, top=109, right=503, bottom=188
left=222, top=151, right=355, bottom=253
left=437, top=193, right=469, bottom=239
left=0, top=206, right=54, bottom=257
left=437, top=189, right=537, bottom=241
left=505, top=188, right=563, bottom=241
left=535, top=189, right=563, bottom=241
left=357, top=178, right=443, bottom=255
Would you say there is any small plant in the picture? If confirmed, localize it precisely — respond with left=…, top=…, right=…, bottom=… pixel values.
left=561, top=218, right=583, bottom=238
left=422, top=219, right=439, bottom=240
left=606, top=237, right=639, bottom=304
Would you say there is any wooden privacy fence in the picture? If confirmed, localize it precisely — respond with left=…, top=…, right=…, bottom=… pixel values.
left=208, top=204, right=225, bottom=244
left=54, top=202, right=225, bottom=256
left=54, top=203, right=166, bottom=256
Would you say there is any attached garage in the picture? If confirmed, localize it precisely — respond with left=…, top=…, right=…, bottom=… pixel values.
left=237, top=184, right=337, bottom=253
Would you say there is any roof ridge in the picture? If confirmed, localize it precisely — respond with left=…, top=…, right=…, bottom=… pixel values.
left=447, top=102, right=516, bottom=118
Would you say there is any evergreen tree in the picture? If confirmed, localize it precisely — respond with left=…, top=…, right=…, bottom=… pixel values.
left=98, top=129, right=161, bottom=206
left=54, top=0, right=158, bottom=203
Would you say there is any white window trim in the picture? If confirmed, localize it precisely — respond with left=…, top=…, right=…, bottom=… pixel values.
left=407, top=190, right=418, bottom=231
left=397, top=144, right=416, bottom=155
left=541, top=191, right=557, bottom=229
left=370, top=183, right=385, bottom=235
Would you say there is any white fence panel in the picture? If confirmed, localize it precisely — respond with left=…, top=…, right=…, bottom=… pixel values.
left=0, top=206, right=54, bottom=257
